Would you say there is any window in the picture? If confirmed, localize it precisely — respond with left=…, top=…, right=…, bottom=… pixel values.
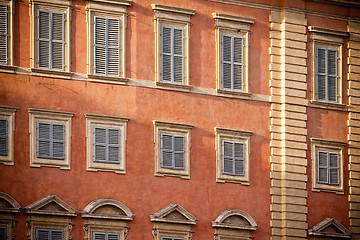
left=311, top=138, right=345, bottom=193
left=0, top=106, right=16, bottom=166
left=86, top=0, right=130, bottom=82
left=213, top=13, right=254, bottom=96
left=30, top=0, right=71, bottom=74
left=0, top=0, right=13, bottom=68
left=152, top=4, right=195, bottom=91
left=29, top=108, right=73, bottom=169
left=154, top=121, right=192, bottom=179
left=309, top=26, right=347, bottom=105
left=85, top=114, right=128, bottom=174
left=0, top=192, right=20, bottom=240
left=215, top=127, right=252, bottom=184
left=36, top=229, right=64, bottom=240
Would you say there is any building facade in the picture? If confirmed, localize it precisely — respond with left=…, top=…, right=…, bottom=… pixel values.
left=0, top=0, right=359, bottom=239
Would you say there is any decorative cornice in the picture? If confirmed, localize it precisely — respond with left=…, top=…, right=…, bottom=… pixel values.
left=308, top=26, right=349, bottom=37
left=212, top=13, right=255, bottom=24
left=151, top=4, right=196, bottom=16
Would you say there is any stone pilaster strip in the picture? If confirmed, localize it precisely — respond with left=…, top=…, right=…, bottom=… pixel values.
left=270, top=9, right=308, bottom=240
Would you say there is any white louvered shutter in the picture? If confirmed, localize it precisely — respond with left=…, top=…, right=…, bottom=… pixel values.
left=107, top=233, right=120, bottom=240
left=161, top=26, right=172, bottom=82
left=37, top=229, right=49, bottom=240
left=51, top=230, right=64, bottom=240
left=174, top=135, right=185, bottom=169
left=173, top=28, right=184, bottom=83
left=329, top=153, right=339, bottom=185
left=95, top=17, right=106, bottom=75
left=51, top=12, right=64, bottom=70
left=0, top=4, right=8, bottom=65
left=108, top=128, right=120, bottom=163
left=52, top=124, right=65, bottom=159
left=94, top=127, right=107, bottom=162
left=327, top=49, right=338, bottom=102
left=161, top=134, right=173, bottom=168
left=234, top=142, right=244, bottom=176
left=316, top=48, right=326, bottom=101
left=38, top=11, right=51, bottom=69
left=222, top=35, right=232, bottom=89
left=233, top=37, right=243, bottom=90
left=107, top=18, right=120, bottom=76
left=0, top=119, right=7, bottom=156
left=318, top=151, right=328, bottom=183
left=223, top=141, right=234, bottom=174
left=38, top=122, right=51, bottom=158
left=94, top=233, right=106, bottom=240
left=0, top=226, right=6, bottom=240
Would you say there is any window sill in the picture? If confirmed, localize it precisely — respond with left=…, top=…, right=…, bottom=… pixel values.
left=30, top=158, right=70, bottom=170
left=216, top=176, right=250, bottom=185
left=0, top=64, right=16, bottom=74
left=155, top=81, right=192, bottom=92
left=312, top=185, right=344, bottom=194
left=216, top=89, right=252, bottom=99
left=87, top=74, right=128, bottom=85
left=155, top=170, right=190, bottom=179
left=30, top=68, right=72, bottom=79
left=309, top=100, right=348, bottom=111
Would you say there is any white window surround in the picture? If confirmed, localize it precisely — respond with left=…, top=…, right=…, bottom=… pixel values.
left=85, top=113, right=129, bottom=174
left=0, top=0, right=15, bottom=73
left=152, top=4, right=195, bottom=92
left=213, top=13, right=254, bottom=97
left=0, top=106, right=16, bottom=166
left=86, top=0, right=131, bottom=83
left=29, top=108, right=73, bottom=170
left=309, top=26, right=347, bottom=105
left=29, top=0, right=71, bottom=76
left=311, top=138, right=346, bottom=194
left=154, top=120, right=192, bottom=179
left=215, top=127, right=252, bottom=185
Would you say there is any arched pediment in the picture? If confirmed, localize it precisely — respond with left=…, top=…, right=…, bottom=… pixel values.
left=150, top=203, right=197, bottom=225
left=309, top=218, right=351, bottom=238
left=25, top=195, right=77, bottom=216
left=0, top=192, right=20, bottom=213
left=212, top=209, right=257, bottom=230
left=82, top=198, right=133, bottom=221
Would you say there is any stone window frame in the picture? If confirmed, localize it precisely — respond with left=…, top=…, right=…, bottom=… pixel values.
left=152, top=4, right=195, bottom=92
left=0, top=0, right=15, bottom=73
left=0, top=192, right=21, bottom=240
left=215, top=127, right=252, bottom=185
left=25, top=195, right=77, bottom=240
left=311, top=138, right=346, bottom=194
left=29, top=0, right=72, bottom=77
left=85, top=113, right=129, bottom=174
left=308, top=217, right=351, bottom=239
left=0, top=106, right=17, bottom=166
left=213, top=13, right=255, bottom=98
left=212, top=209, right=257, bottom=240
left=29, top=108, right=73, bottom=170
left=86, top=0, right=131, bottom=84
left=82, top=198, right=134, bottom=240
left=154, top=120, right=193, bottom=179
left=150, top=203, right=197, bottom=240
left=308, top=26, right=348, bottom=107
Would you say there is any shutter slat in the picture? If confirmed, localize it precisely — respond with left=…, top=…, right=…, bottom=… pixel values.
left=235, top=160, right=244, bottom=176
left=108, top=129, right=120, bottom=163
left=94, top=233, right=106, bottom=240
left=329, top=153, right=339, bottom=185
left=233, top=37, right=243, bottom=64
left=0, top=5, right=8, bottom=64
left=51, top=41, right=63, bottom=70
left=94, top=127, right=107, bottom=162
left=38, top=123, right=51, bottom=158
left=107, top=233, right=120, bottom=240
left=52, top=124, right=65, bottom=159
left=233, top=64, right=243, bottom=90
left=38, top=11, right=50, bottom=68
left=0, top=119, right=8, bottom=156
left=161, top=134, right=173, bottom=168
left=222, top=35, right=232, bottom=90
left=173, top=28, right=183, bottom=83
left=37, top=229, right=50, bottom=240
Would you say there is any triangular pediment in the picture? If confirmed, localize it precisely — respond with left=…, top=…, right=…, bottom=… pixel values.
left=25, top=195, right=77, bottom=217
left=309, top=218, right=351, bottom=238
left=0, top=192, right=20, bottom=213
left=150, top=203, right=197, bottom=225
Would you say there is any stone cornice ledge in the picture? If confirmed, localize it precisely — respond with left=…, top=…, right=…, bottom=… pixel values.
left=87, top=74, right=128, bottom=85
left=153, top=120, right=193, bottom=130
left=28, top=108, right=74, bottom=117
left=310, top=138, right=347, bottom=147
left=212, top=13, right=255, bottom=24
left=29, top=0, right=72, bottom=6
left=151, top=4, right=196, bottom=16
left=215, top=127, right=253, bottom=137
left=85, top=0, right=132, bottom=6
left=309, top=100, right=348, bottom=111
left=308, top=26, right=349, bottom=37
left=0, top=65, right=17, bottom=74
left=85, top=113, right=129, bottom=122
left=155, top=81, right=192, bottom=93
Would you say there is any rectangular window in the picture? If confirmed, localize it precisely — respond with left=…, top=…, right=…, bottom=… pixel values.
left=0, top=4, right=8, bottom=65
left=222, top=141, right=244, bottom=176
left=37, top=10, right=65, bottom=70
left=94, top=16, right=120, bottom=76
left=317, top=150, right=340, bottom=185
left=94, top=127, right=120, bottom=163
left=0, top=226, right=6, bottom=240
left=37, top=122, right=65, bottom=160
left=222, top=34, right=243, bottom=91
left=161, top=26, right=184, bottom=83
left=316, top=47, right=338, bottom=102
left=0, top=119, right=8, bottom=156
left=36, top=228, right=64, bottom=240
left=161, top=133, right=185, bottom=170
left=93, top=232, right=119, bottom=240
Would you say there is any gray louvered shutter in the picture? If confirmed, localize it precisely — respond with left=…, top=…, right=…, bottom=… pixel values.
left=161, top=134, right=173, bottom=168
left=51, top=12, right=64, bottom=70
left=107, top=18, right=120, bottom=76
left=0, top=226, right=6, bottom=240
left=317, top=48, right=326, bottom=101
left=38, top=122, right=51, bottom=158
left=94, top=127, right=107, bottom=162
left=0, top=119, right=7, bottom=156
left=318, top=151, right=328, bottom=183
left=161, top=26, right=172, bottom=82
left=173, top=28, right=184, bottom=83
left=234, top=142, right=244, bottom=176
left=108, top=128, right=120, bottom=163
left=327, top=49, right=337, bottom=102
left=107, top=233, right=120, bottom=240
left=174, top=136, right=185, bottom=169
left=52, top=124, right=65, bottom=159
left=223, top=141, right=234, bottom=174
left=222, top=35, right=232, bottom=89
left=94, top=232, right=106, bottom=240
left=95, top=17, right=106, bottom=75
left=0, top=4, right=8, bottom=65
left=38, top=11, right=51, bottom=69
left=233, top=37, right=243, bottom=90
left=51, top=230, right=64, bottom=240
left=329, top=153, right=339, bottom=185
left=36, top=229, right=50, bottom=240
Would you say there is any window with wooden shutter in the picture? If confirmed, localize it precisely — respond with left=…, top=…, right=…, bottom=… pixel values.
left=0, top=4, right=8, bottom=65
left=222, top=34, right=243, bottom=91
left=37, top=10, right=64, bottom=70
left=0, top=226, right=6, bottom=240
left=317, top=150, right=340, bottom=186
left=316, top=47, right=338, bottom=102
left=161, top=26, right=184, bottom=83
left=222, top=141, right=244, bottom=176
left=36, top=228, right=64, bottom=240
left=37, top=122, right=65, bottom=160
left=94, top=17, right=120, bottom=76
left=94, top=127, right=120, bottom=164
left=161, top=133, right=185, bottom=170
left=0, top=119, right=8, bottom=156
left=161, top=237, right=184, bottom=240
left=93, top=232, right=119, bottom=240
